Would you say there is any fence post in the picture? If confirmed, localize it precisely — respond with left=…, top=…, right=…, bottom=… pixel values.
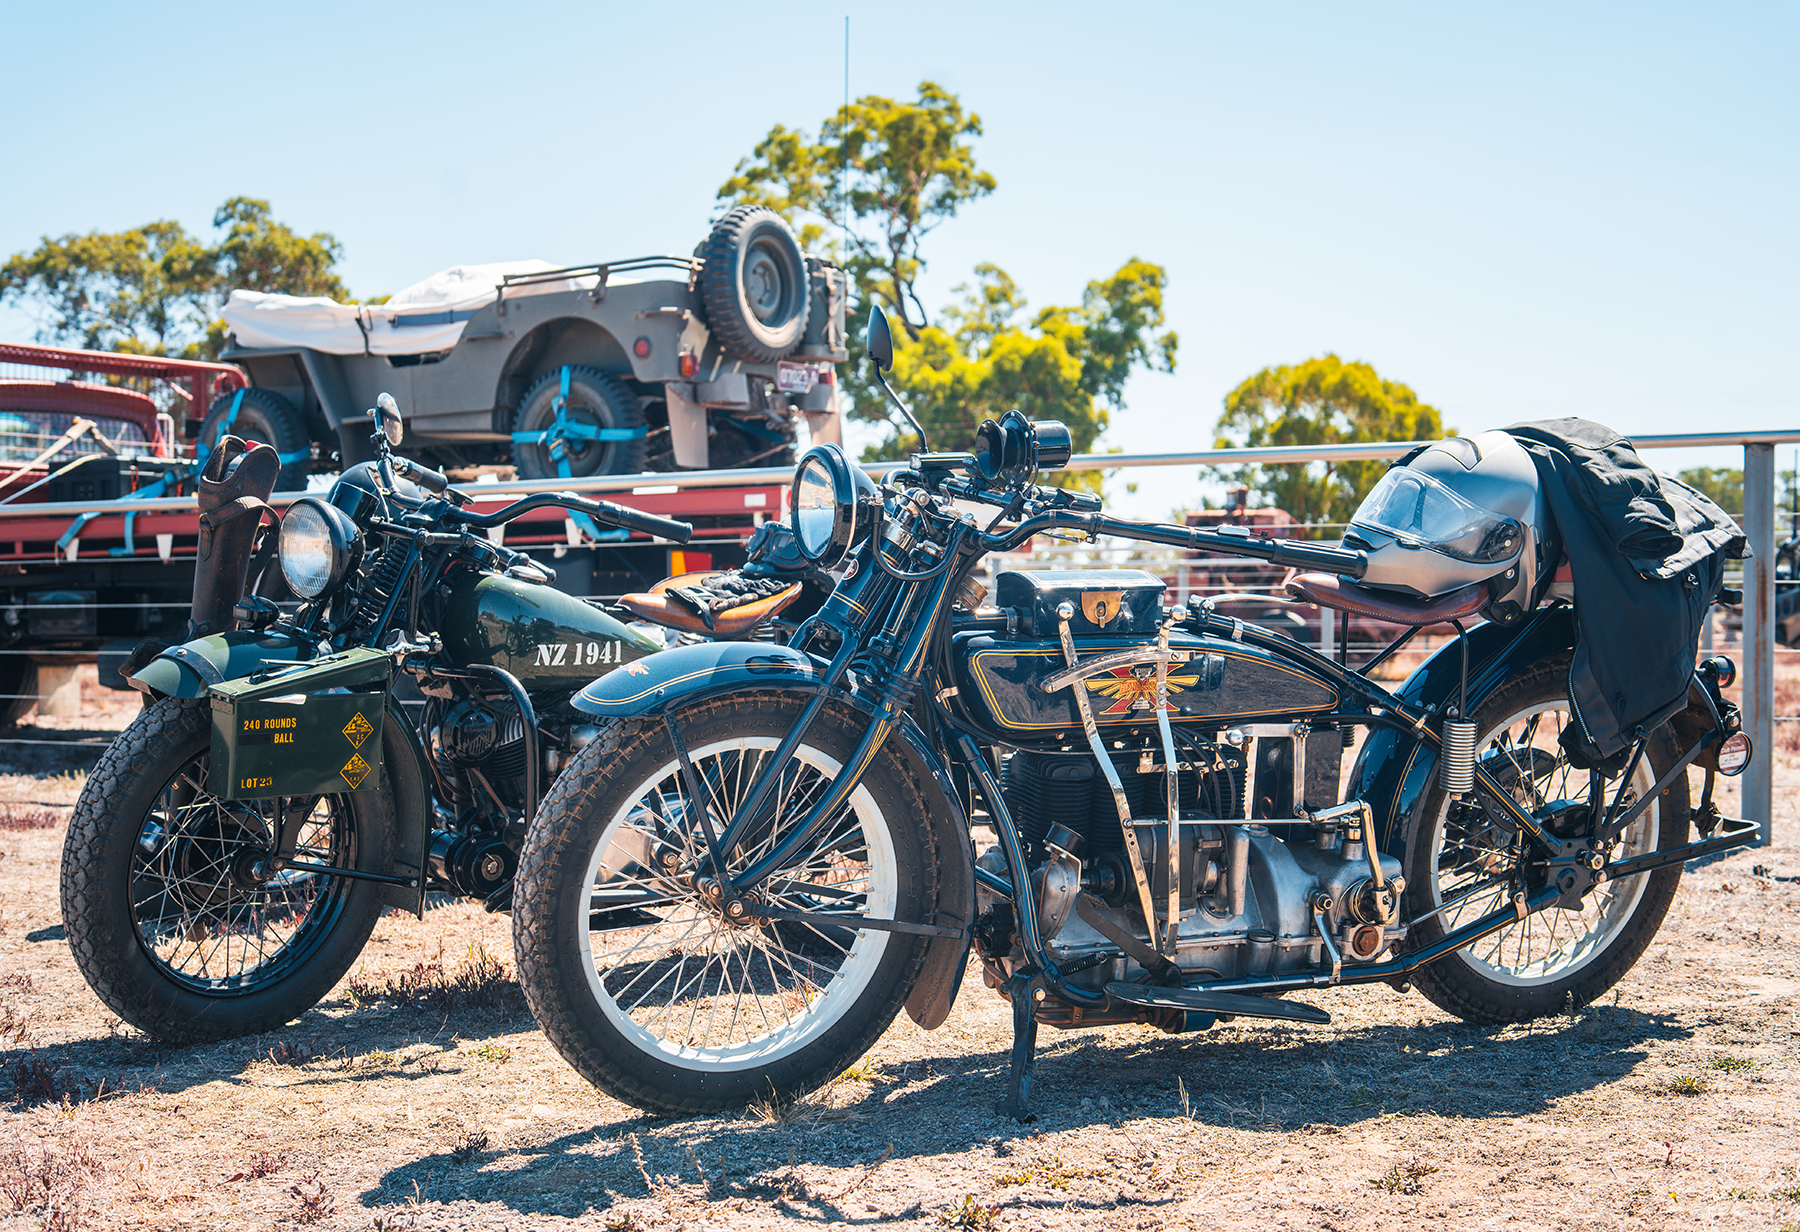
left=1742, top=442, right=1775, bottom=846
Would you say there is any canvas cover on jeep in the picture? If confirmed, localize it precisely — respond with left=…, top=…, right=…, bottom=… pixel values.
left=222, top=260, right=634, bottom=355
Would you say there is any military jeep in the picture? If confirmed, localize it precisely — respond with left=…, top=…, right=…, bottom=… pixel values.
left=215, top=206, right=847, bottom=489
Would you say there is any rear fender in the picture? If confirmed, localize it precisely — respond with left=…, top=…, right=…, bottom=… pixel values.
left=1347, top=605, right=1576, bottom=862
left=130, top=629, right=312, bottom=699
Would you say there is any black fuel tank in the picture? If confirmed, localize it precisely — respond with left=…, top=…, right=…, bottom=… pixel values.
left=953, top=629, right=1339, bottom=736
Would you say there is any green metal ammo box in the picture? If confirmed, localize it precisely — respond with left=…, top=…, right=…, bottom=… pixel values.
left=207, top=647, right=393, bottom=800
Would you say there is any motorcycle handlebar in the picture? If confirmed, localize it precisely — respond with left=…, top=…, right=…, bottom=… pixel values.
left=446, top=491, right=693, bottom=543
left=393, top=457, right=451, bottom=495
left=981, top=508, right=1368, bottom=579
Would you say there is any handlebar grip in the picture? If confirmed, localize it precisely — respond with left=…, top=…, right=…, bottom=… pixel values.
left=396, top=458, right=451, bottom=494
left=1267, top=541, right=1368, bottom=578
left=580, top=497, right=693, bottom=544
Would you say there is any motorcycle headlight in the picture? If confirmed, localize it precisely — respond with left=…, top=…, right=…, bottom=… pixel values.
left=279, top=497, right=358, bottom=599
left=790, top=443, right=878, bottom=570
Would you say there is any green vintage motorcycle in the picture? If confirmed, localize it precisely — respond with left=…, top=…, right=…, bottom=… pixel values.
left=61, top=396, right=692, bottom=1043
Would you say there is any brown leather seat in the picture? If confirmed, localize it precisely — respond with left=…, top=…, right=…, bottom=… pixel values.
left=618, top=571, right=803, bottom=638
left=1285, top=571, right=1489, bottom=627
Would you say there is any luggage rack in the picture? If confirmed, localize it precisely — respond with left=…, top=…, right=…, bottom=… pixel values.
left=494, top=255, right=701, bottom=309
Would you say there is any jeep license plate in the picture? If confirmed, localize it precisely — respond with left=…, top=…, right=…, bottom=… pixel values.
left=775, top=362, right=817, bottom=394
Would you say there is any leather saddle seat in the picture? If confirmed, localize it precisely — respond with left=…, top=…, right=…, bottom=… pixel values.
left=1284, top=571, right=1489, bottom=627
left=618, top=571, right=803, bottom=637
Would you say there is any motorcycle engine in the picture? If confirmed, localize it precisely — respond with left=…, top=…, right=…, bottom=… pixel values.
left=980, top=735, right=1405, bottom=1007
left=435, top=699, right=528, bottom=778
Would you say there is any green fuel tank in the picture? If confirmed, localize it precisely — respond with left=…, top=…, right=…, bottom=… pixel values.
left=439, top=572, right=662, bottom=690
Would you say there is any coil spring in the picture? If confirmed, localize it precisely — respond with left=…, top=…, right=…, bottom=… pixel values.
left=1439, top=719, right=1478, bottom=794
left=354, top=541, right=410, bottom=632
left=849, top=651, right=918, bottom=711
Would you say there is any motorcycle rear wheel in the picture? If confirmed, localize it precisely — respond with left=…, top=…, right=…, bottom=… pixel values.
left=1403, top=651, right=1690, bottom=1023
left=513, top=694, right=936, bottom=1116
left=61, top=697, right=393, bottom=1043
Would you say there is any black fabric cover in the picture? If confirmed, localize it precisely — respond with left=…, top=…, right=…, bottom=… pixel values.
left=1504, top=419, right=1747, bottom=762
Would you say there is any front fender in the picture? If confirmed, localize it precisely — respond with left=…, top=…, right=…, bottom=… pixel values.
left=570, top=641, right=818, bottom=718
left=1349, top=604, right=1576, bottom=861
left=130, top=629, right=312, bottom=699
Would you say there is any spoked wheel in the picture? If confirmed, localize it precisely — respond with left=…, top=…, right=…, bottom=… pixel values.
left=62, top=698, right=392, bottom=1042
left=514, top=694, right=936, bottom=1115
left=1403, top=651, right=1690, bottom=1023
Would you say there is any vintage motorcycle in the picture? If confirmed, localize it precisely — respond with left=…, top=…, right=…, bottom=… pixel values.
left=61, top=396, right=692, bottom=1043
left=511, top=307, right=1759, bottom=1119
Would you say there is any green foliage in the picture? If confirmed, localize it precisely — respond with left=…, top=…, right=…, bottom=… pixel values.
left=210, top=198, right=344, bottom=300
left=719, top=81, right=995, bottom=338
left=721, top=86, right=1176, bottom=475
left=1677, top=467, right=1743, bottom=514
left=870, top=261, right=1177, bottom=488
left=1, top=198, right=345, bottom=359
left=1212, top=355, right=1443, bottom=531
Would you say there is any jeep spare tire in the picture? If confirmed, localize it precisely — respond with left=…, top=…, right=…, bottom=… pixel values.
left=698, top=206, right=810, bottom=364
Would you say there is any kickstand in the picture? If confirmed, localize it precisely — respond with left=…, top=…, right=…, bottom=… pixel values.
left=993, top=973, right=1040, bottom=1122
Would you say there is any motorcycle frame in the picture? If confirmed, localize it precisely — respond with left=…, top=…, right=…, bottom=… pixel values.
left=653, top=463, right=1758, bottom=1024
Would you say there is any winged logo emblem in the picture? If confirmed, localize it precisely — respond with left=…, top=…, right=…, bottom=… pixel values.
left=1085, top=663, right=1200, bottom=715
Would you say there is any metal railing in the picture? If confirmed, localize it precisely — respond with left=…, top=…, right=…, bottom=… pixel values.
left=0, top=429, right=1788, bottom=841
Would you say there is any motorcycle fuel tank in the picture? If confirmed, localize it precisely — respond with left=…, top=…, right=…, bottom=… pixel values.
left=439, top=572, right=662, bottom=690
left=953, top=629, right=1339, bottom=736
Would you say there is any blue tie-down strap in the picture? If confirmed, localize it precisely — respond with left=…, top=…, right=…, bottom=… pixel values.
left=57, top=467, right=188, bottom=557
left=509, top=424, right=648, bottom=445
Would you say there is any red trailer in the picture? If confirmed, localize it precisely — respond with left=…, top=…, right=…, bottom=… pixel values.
left=0, top=343, right=782, bottom=722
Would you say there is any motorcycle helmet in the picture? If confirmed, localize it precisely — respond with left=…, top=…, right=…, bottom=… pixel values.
left=1342, top=431, right=1556, bottom=624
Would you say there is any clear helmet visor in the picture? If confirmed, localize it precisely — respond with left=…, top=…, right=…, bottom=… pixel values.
left=1350, top=466, right=1524, bottom=564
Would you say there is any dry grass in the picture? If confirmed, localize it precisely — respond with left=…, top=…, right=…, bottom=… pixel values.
left=344, top=939, right=525, bottom=1019
left=0, top=806, right=65, bottom=831
left=0, top=660, right=1792, bottom=1230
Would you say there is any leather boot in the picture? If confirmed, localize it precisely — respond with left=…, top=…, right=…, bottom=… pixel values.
left=189, top=436, right=280, bottom=638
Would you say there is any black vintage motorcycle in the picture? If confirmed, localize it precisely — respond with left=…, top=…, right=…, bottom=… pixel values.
left=61, top=396, right=692, bottom=1043
left=511, top=308, right=1760, bottom=1119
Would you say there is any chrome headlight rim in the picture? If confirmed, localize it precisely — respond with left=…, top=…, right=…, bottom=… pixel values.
left=790, top=444, right=861, bottom=569
left=278, top=497, right=359, bottom=600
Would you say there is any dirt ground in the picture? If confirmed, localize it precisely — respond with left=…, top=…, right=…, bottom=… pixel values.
left=2, top=666, right=1799, bottom=1231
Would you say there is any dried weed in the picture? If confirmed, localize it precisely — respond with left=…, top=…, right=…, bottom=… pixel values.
left=0, top=1133, right=105, bottom=1230
left=266, top=1038, right=317, bottom=1066
left=346, top=941, right=524, bottom=1018
left=0, top=806, right=64, bottom=831
left=1370, top=1157, right=1439, bottom=1195
left=449, top=1130, right=489, bottom=1163
left=939, top=1194, right=1002, bottom=1229
left=6, top=1052, right=77, bottom=1106
left=286, top=1172, right=335, bottom=1222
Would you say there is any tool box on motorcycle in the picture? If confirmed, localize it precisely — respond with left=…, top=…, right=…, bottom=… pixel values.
left=995, top=569, right=1169, bottom=637
left=206, top=647, right=392, bottom=800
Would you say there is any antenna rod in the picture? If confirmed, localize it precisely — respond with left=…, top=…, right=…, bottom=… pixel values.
left=842, top=16, right=850, bottom=262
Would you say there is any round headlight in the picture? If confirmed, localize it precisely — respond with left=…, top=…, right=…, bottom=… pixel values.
left=279, top=498, right=357, bottom=599
left=791, top=444, right=868, bottom=569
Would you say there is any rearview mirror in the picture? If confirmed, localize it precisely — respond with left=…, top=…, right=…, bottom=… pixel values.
left=373, top=393, right=403, bottom=448
left=865, top=305, right=894, bottom=374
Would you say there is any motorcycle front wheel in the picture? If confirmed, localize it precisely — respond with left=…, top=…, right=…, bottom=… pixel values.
left=1403, top=650, right=1690, bottom=1023
left=61, top=697, right=393, bottom=1042
left=513, top=693, right=937, bottom=1115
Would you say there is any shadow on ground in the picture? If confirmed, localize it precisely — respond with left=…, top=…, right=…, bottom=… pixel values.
left=361, top=1003, right=1689, bottom=1220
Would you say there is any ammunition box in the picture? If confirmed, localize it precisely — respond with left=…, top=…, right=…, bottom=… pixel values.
left=206, top=647, right=392, bottom=799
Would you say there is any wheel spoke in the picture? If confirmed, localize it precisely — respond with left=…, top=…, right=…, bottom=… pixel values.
left=576, top=729, right=897, bottom=1067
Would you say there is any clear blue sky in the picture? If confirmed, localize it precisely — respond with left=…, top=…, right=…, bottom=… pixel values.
left=6, top=1, right=1794, bottom=517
